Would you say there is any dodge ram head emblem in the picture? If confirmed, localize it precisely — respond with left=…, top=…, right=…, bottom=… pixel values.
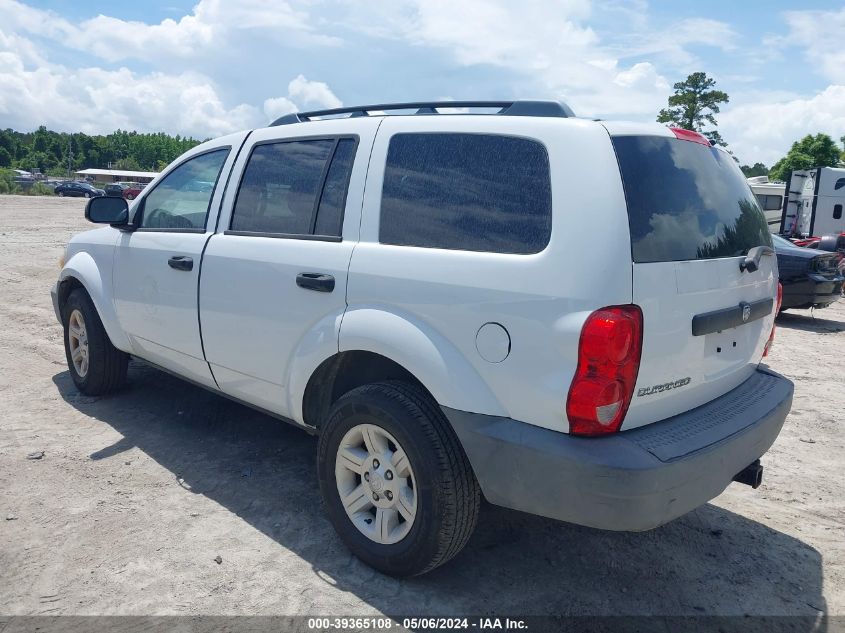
left=741, top=303, right=752, bottom=322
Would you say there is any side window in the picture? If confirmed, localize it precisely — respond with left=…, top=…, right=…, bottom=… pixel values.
left=835, top=178, right=845, bottom=191
left=379, top=133, right=552, bottom=254
left=230, top=137, right=356, bottom=238
left=834, top=204, right=842, bottom=220
left=314, top=139, right=356, bottom=236
left=139, top=148, right=229, bottom=230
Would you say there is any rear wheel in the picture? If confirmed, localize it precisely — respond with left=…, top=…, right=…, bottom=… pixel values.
left=84, top=192, right=91, bottom=199
left=317, top=381, right=480, bottom=576
left=126, top=194, right=135, bottom=200
left=63, top=289, right=128, bottom=395
left=58, top=192, right=64, bottom=197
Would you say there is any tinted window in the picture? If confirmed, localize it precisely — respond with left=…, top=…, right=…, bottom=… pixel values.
left=314, top=138, right=357, bottom=236
left=835, top=178, right=845, bottom=191
left=139, top=149, right=229, bottom=230
left=612, top=136, right=772, bottom=263
left=835, top=204, right=842, bottom=220
left=231, top=140, right=334, bottom=235
left=380, top=133, right=551, bottom=254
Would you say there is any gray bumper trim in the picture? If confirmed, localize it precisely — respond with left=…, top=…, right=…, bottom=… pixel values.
left=442, top=367, right=793, bottom=531
left=50, top=282, right=61, bottom=324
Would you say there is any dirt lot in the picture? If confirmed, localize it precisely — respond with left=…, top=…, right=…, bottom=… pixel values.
left=1, top=194, right=844, bottom=618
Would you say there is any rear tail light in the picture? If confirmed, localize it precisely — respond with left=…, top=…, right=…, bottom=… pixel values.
left=763, top=282, right=783, bottom=357
left=567, top=306, right=643, bottom=436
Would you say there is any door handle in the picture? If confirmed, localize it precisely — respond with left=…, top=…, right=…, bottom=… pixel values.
left=296, top=272, right=335, bottom=293
left=168, top=255, right=193, bottom=271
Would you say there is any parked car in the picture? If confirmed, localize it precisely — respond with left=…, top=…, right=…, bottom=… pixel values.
left=54, top=181, right=105, bottom=198
left=119, top=182, right=145, bottom=200
left=52, top=100, right=793, bottom=577
left=104, top=183, right=128, bottom=197
left=772, top=234, right=845, bottom=309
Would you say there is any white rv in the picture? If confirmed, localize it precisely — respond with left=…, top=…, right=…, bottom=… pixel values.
left=780, top=167, right=845, bottom=237
left=747, top=176, right=786, bottom=231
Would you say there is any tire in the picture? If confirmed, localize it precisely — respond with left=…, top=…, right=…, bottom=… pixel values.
left=317, top=381, right=480, bottom=577
left=84, top=192, right=91, bottom=199
left=126, top=194, right=135, bottom=200
left=62, top=289, right=128, bottom=395
left=58, top=192, right=64, bottom=197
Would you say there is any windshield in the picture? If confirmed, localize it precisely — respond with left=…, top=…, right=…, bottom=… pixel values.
left=612, top=136, right=772, bottom=263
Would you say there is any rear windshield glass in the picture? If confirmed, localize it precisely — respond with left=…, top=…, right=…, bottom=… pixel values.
left=612, top=136, right=772, bottom=263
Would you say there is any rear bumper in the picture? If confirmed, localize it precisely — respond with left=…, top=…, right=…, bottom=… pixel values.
left=443, top=367, right=793, bottom=531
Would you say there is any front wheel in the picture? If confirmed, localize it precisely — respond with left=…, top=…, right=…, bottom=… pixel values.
left=63, top=289, right=128, bottom=395
left=84, top=192, right=91, bottom=198
left=317, top=381, right=480, bottom=576
left=126, top=194, right=135, bottom=200
left=57, top=192, right=64, bottom=197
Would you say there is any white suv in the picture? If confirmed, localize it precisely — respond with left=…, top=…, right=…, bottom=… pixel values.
left=53, top=100, right=794, bottom=577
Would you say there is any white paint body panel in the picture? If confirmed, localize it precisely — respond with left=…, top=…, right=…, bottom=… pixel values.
left=624, top=257, right=776, bottom=429
left=199, top=119, right=382, bottom=419
left=345, top=116, right=633, bottom=431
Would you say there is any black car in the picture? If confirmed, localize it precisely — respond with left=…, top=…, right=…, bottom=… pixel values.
left=104, top=183, right=128, bottom=197
left=772, top=234, right=845, bottom=310
left=54, top=182, right=105, bottom=198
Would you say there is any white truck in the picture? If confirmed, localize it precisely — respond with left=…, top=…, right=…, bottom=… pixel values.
left=53, top=101, right=793, bottom=576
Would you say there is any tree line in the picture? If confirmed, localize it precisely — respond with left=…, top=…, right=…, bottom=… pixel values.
left=656, top=72, right=844, bottom=181
left=0, top=126, right=203, bottom=175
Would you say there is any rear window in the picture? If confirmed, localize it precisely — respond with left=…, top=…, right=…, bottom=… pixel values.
left=612, top=136, right=772, bottom=263
left=380, top=133, right=551, bottom=254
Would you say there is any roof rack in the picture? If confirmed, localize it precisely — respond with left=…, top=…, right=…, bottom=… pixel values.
left=269, top=100, right=575, bottom=126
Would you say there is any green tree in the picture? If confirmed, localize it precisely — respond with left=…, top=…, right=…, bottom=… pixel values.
left=740, top=162, right=769, bottom=178
left=657, top=72, right=729, bottom=146
left=770, top=133, right=842, bottom=181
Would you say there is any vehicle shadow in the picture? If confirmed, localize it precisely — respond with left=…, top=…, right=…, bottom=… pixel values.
left=777, top=309, right=845, bottom=334
left=52, top=363, right=827, bottom=623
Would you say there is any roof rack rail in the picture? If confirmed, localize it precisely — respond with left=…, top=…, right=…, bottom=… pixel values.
left=269, top=100, right=575, bottom=126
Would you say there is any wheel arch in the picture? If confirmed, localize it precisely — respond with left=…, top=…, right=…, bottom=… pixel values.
left=298, top=308, right=507, bottom=429
left=59, top=252, right=131, bottom=352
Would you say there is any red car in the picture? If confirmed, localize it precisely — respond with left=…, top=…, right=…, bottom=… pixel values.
left=119, top=182, right=146, bottom=200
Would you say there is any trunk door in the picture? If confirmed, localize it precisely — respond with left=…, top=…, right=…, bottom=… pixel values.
left=610, top=132, right=777, bottom=429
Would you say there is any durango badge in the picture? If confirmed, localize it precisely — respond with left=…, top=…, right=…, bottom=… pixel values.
left=637, top=377, right=692, bottom=397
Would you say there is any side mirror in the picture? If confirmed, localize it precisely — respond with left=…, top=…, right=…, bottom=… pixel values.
left=85, top=196, right=130, bottom=226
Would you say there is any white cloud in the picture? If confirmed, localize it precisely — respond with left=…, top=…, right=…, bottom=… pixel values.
left=783, top=8, right=845, bottom=83
left=342, top=1, right=739, bottom=119
left=0, top=0, right=340, bottom=66
left=287, top=74, right=342, bottom=110
left=0, top=26, right=340, bottom=137
left=720, top=85, right=845, bottom=166
left=263, top=75, right=343, bottom=120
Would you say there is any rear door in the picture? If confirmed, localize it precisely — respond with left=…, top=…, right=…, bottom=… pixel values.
left=608, top=129, right=777, bottom=429
left=199, top=118, right=380, bottom=419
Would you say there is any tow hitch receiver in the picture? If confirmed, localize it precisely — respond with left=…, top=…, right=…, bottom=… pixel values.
left=733, top=459, right=764, bottom=489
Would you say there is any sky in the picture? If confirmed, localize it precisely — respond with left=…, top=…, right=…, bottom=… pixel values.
left=1, top=0, right=844, bottom=166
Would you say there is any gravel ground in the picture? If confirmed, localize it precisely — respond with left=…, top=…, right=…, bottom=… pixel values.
left=0, top=195, right=843, bottom=618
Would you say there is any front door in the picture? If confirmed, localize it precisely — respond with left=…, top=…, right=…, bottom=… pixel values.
left=112, top=142, right=239, bottom=387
